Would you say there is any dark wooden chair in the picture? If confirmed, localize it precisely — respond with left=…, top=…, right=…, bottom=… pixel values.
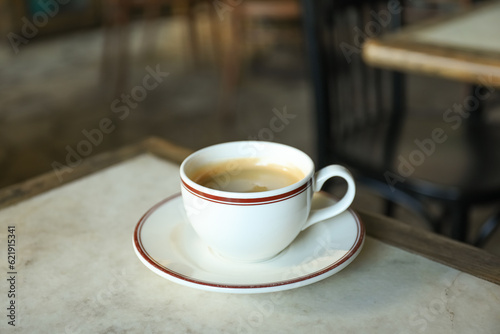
left=301, top=0, right=500, bottom=246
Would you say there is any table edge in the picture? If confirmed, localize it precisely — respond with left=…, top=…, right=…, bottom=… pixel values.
left=0, top=137, right=191, bottom=210
left=362, top=1, right=500, bottom=87
left=1, top=137, right=498, bottom=285
left=359, top=210, right=500, bottom=285
left=363, top=39, right=500, bottom=87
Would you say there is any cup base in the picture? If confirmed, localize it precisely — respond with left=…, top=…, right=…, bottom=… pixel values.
left=208, top=246, right=285, bottom=264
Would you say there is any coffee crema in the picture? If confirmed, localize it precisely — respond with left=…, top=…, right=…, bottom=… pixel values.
left=190, top=158, right=304, bottom=193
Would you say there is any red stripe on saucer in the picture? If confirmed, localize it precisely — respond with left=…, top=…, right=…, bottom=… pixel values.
left=133, top=192, right=365, bottom=291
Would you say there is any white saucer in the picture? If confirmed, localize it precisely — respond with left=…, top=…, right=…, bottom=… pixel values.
left=133, top=192, right=365, bottom=294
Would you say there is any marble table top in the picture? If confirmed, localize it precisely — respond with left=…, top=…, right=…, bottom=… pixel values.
left=1, top=153, right=499, bottom=333
left=413, top=1, right=500, bottom=54
left=362, top=1, right=500, bottom=87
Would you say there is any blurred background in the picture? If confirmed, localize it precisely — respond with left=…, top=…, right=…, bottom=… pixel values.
left=0, top=0, right=312, bottom=187
left=0, top=0, right=499, bottom=252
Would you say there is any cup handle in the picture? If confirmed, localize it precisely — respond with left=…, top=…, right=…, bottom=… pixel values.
left=301, top=165, right=356, bottom=231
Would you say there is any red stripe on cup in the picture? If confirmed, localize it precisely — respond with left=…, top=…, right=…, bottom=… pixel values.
left=181, top=179, right=312, bottom=206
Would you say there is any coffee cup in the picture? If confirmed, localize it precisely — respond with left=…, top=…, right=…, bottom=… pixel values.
left=180, top=141, right=356, bottom=262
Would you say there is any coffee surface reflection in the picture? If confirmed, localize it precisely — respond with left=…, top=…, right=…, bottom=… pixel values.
left=191, top=158, right=304, bottom=193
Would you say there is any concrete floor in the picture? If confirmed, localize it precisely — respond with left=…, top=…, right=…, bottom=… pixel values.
left=1, top=16, right=499, bottom=254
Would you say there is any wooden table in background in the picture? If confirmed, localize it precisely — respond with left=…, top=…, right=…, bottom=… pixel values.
left=363, top=0, right=500, bottom=88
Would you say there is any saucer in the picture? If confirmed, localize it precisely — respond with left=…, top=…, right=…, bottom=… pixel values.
left=133, top=192, right=365, bottom=294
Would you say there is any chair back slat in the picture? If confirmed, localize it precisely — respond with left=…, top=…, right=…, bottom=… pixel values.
left=303, top=0, right=405, bottom=168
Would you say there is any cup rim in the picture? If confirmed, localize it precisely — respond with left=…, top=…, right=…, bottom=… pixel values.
left=180, top=141, right=314, bottom=202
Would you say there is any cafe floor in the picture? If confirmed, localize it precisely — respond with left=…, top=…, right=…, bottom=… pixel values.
left=1, top=16, right=499, bottom=254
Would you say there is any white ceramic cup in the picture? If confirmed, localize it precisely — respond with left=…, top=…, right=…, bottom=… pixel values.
left=180, top=141, right=356, bottom=262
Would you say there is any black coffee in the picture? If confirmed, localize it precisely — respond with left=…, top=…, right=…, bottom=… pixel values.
left=191, top=158, right=304, bottom=193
